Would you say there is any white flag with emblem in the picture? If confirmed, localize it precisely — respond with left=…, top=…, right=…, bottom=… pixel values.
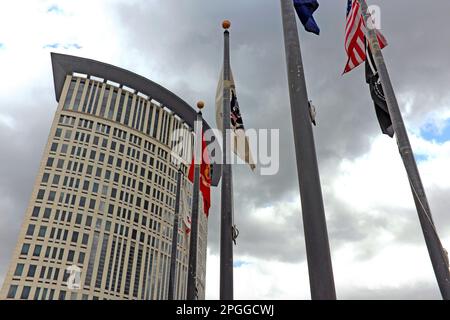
left=216, top=68, right=256, bottom=170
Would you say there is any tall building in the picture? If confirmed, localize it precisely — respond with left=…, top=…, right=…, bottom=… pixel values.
left=0, top=53, right=220, bottom=300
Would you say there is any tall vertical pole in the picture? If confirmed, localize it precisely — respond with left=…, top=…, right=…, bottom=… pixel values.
left=168, top=168, right=183, bottom=300
left=358, top=0, right=450, bottom=299
left=220, top=20, right=234, bottom=300
left=186, top=104, right=204, bottom=300
left=279, top=0, right=336, bottom=300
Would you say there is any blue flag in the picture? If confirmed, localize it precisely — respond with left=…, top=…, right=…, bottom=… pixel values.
left=293, top=0, right=320, bottom=35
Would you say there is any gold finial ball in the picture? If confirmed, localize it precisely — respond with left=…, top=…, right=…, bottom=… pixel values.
left=197, top=101, right=205, bottom=110
left=222, top=20, right=231, bottom=30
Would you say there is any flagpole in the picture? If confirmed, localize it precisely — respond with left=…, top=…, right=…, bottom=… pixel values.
left=168, top=167, right=183, bottom=300
left=358, top=0, right=450, bottom=299
left=186, top=102, right=204, bottom=300
left=220, top=20, right=234, bottom=300
left=279, top=0, right=336, bottom=300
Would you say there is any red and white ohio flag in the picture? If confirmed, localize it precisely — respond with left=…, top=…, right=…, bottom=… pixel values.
left=188, top=132, right=211, bottom=217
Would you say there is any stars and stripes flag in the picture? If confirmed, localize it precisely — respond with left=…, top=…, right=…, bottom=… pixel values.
left=343, top=0, right=387, bottom=74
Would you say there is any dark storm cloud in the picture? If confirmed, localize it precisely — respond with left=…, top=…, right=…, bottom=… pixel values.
left=0, top=86, right=55, bottom=284
left=112, top=0, right=450, bottom=262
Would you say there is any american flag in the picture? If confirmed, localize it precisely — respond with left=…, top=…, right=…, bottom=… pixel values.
left=344, top=0, right=387, bottom=74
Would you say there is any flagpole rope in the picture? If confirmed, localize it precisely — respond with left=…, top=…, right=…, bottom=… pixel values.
left=407, top=174, right=450, bottom=269
left=230, top=166, right=239, bottom=245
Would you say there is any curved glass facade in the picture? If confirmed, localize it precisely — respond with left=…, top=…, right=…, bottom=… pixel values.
left=0, top=72, right=208, bottom=300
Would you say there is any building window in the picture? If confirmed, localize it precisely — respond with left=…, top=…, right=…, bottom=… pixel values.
left=20, top=286, right=31, bottom=299
left=50, top=143, right=58, bottom=152
left=33, top=287, right=41, bottom=300
left=48, top=191, right=56, bottom=202
left=38, top=226, right=47, bottom=238
left=108, top=90, right=117, bottom=120
left=73, top=81, right=85, bottom=112
left=124, top=96, right=133, bottom=126
left=65, top=129, right=72, bottom=140
left=33, top=245, right=42, bottom=257
left=67, top=250, right=74, bottom=262
left=78, top=252, right=85, bottom=264
left=27, top=265, right=37, bottom=277
left=85, top=231, right=100, bottom=286
left=86, top=216, right=92, bottom=227
left=115, top=93, right=125, bottom=122
left=46, top=157, right=54, bottom=168
left=55, top=128, right=62, bottom=138
left=52, top=174, right=60, bottom=185
left=99, top=201, right=105, bottom=213
left=7, top=285, right=18, bottom=299
left=32, top=206, right=40, bottom=218
left=26, top=224, right=35, bottom=236
left=56, top=159, right=64, bottom=169
left=43, top=208, right=51, bottom=219
left=63, top=79, right=76, bottom=110
left=94, top=234, right=109, bottom=289
left=82, top=233, right=89, bottom=245
left=71, top=231, right=79, bottom=243
left=53, top=268, right=60, bottom=281
left=36, top=189, right=45, bottom=200
left=79, top=196, right=86, bottom=208
left=41, top=173, right=50, bottom=184
left=21, top=243, right=30, bottom=255
left=59, top=290, right=66, bottom=300
left=14, top=263, right=24, bottom=277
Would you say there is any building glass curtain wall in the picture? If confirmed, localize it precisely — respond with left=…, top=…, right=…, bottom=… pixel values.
left=0, top=54, right=212, bottom=300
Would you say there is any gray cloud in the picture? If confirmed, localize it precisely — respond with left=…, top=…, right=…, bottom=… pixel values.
left=0, top=88, right=55, bottom=285
left=1, top=0, right=450, bottom=299
left=340, top=281, right=441, bottom=300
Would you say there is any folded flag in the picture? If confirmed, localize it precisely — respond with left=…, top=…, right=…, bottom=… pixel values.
left=216, top=68, right=256, bottom=171
left=344, top=0, right=393, bottom=137
left=180, top=186, right=191, bottom=235
left=188, top=132, right=211, bottom=216
left=293, top=0, right=320, bottom=35
left=366, top=45, right=394, bottom=137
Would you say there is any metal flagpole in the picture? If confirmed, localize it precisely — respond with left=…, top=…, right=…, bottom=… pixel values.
left=220, top=20, right=234, bottom=300
left=279, top=0, right=336, bottom=300
left=358, top=0, right=450, bottom=299
left=168, top=168, right=183, bottom=300
left=186, top=102, right=204, bottom=300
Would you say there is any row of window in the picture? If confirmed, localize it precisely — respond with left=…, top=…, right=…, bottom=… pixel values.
left=62, top=77, right=183, bottom=150
left=55, top=123, right=181, bottom=186
left=54, top=127, right=177, bottom=185
left=6, top=284, right=101, bottom=300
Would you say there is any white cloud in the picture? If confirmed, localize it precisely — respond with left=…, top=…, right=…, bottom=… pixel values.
left=205, top=110, right=450, bottom=299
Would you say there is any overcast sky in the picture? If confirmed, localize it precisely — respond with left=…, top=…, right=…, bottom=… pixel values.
left=1, top=0, right=450, bottom=300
